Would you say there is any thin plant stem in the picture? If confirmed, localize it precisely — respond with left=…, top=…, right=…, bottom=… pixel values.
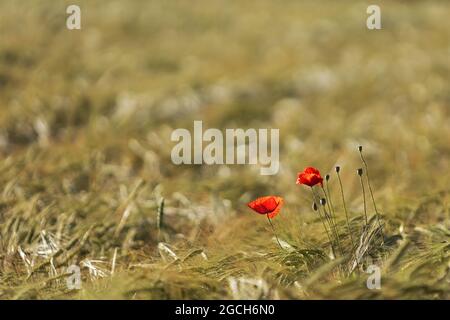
left=359, top=149, right=385, bottom=243
left=325, top=182, right=336, bottom=217
left=267, top=215, right=283, bottom=250
left=321, top=186, right=344, bottom=256
left=322, top=185, right=338, bottom=235
left=310, top=188, right=336, bottom=258
left=323, top=206, right=344, bottom=257
left=336, top=171, right=355, bottom=248
left=359, top=173, right=368, bottom=226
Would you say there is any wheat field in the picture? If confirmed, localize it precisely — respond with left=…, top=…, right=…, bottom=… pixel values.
left=0, top=0, right=448, bottom=299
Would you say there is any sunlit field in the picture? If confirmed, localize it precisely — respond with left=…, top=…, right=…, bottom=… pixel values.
left=0, top=0, right=448, bottom=299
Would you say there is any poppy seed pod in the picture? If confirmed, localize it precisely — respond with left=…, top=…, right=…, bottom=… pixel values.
left=357, top=168, right=363, bottom=176
left=320, top=198, right=326, bottom=206
left=325, top=174, right=330, bottom=181
left=335, top=166, right=341, bottom=173
left=312, top=202, right=318, bottom=211
left=358, top=145, right=363, bottom=152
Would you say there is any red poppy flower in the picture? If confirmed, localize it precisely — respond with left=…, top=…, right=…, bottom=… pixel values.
left=247, top=196, right=284, bottom=219
left=296, top=167, right=323, bottom=187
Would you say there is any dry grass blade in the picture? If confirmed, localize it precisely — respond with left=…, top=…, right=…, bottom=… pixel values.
left=350, top=216, right=385, bottom=273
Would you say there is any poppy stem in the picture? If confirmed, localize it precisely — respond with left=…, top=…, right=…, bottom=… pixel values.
left=322, top=185, right=337, bottom=233
left=267, top=215, right=283, bottom=250
left=324, top=182, right=336, bottom=218
left=358, top=170, right=369, bottom=226
left=358, top=148, right=385, bottom=244
left=321, top=186, right=344, bottom=256
left=310, top=188, right=336, bottom=258
left=323, top=205, right=344, bottom=257
left=336, top=170, right=355, bottom=249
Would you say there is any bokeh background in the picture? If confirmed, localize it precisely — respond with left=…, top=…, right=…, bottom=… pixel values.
left=0, top=0, right=448, bottom=299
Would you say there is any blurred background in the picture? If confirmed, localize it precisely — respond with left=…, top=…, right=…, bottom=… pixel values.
left=0, top=0, right=448, bottom=299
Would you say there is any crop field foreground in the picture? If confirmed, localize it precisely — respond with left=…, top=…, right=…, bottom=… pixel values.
left=0, top=0, right=449, bottom=299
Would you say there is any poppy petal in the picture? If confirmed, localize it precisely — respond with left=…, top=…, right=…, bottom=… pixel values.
left=296, top=167, right=323, bottom=187
left=267, top=197, right=283, bottom=218
left=247, top=196, right=284, bottom=218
